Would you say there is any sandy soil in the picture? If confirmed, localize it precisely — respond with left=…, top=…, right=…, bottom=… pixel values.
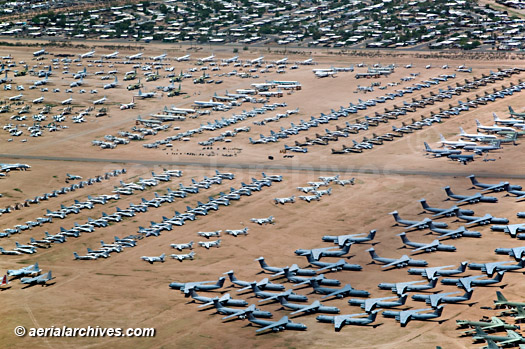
left=1, top=42, right=525, bottom=348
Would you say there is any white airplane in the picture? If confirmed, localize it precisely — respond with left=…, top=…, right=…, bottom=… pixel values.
left=199, top=239, right=221, bottom=249
left=171, top=251, right=195, bottom=261
left=439, top=134, right=477, bottom=148
left=70, top=77, right=83, bottom=88
left=33, top=49, right=46, bottom=57
left=275, top=57, right=288, bottom=65
left=458, top=127, right=497, bottom=141
left=141, top=253, right=166, bottom=264
left=194, top=100, right=224, bottom=108
left=250, top=56, right=264, bottom=64
left=32, top=96, right=44, bottom=104
left=73, top=252, right=98, bottom=260
left=103, top=51, right=119, bottom=59
left=315, top=71, right=336, bottom=78
left=197, top=231, right=221, bottom=239
left=226, top=228, right=249, bottom=237
left=171, top=241, right=194, bottom=251
left=152, top=53, right=167, bottom=61
left=0, top=247, right=22, bottom=255
left=9, top=93, right=22, bottom=101
left=80, top=50, right=95, bottom=59
left=127, top=52, right=143, bottom=60
left=251, top=216, right=275, bottom=225
left=120, top=97, right=135, bottom=110
left=223, top=56, right=239, bottom=63
left=299, top=58, right=314, bottom=65
left=476, top=119, right=516, bottom=133
left=93, top=96, right=107, bottom=105
left=61, top=96, right=73, bottom=105
left=199, top=54, right=215, bottom=63
left=176, top=54, right=190, bottom=62
left=493, top=113, right=525, bottom=126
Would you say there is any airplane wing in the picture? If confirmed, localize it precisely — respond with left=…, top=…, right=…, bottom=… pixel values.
left=481, top=184, right=504, bottom=192
left=432, top=208, right=455, bottom=217
left=222, top=309, right=248, bottom=320
left=466, top=214, right=492, bottom=226
left=255, top=316, right=288, bottom=333
left=382, top=256, right=410, bottom=269
left=412, top=241, right=439, bottom=252
left=507, top=224, right=524, bottom=237
left=405, top=219, right=429, bottom=230
left=456, top=194, right=480, bottom=204
left=290, top=302, right=320, bottom=315
left=322, top=285, right=351, bottom=299
left=334, top=315, right=348, bottom=331
left=398, top=311, right=412, bottom=326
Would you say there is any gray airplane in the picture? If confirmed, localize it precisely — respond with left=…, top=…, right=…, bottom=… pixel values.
left=279, top=268, right=340, bottom=286
left=443, top=186, right=498, bottom=204
left=428, top=222, right=482, bottom=239
left=7, top=262, right=41, bottom=277
left=412, top=290, right=474, bottom=308
left=187, top=289, right=247, bottom=307
left=367, top=247, right=428, bottom=269
left=141, top=253, right=166, bottom=264
left=452, top=209, right=509, bottom=226
left=398, top=232, right=456, bottom=253
left=317, top=311, right=379, bottom=331
left=278, top=296, right=340, bottom=315
left=419, top=199, right=474, bottom=217
left=423, top=142, right=461, bottom=157
left=304, top=254, right=362, bottom=272
left=244, top=312, right=307, bottom=333
left=408, top=262, right=469, bottom=280
left=322, top=230, right=377, bottom=247
left=383, top=306, right=444, bottom=327
left=441, top=271, right=505, bottom=291
left=468, top=175, right=522, bottom=192
left=251, top=284, right=308, bottom=303
left=169, top=277, right=226, bottom=294
left=491, top=224, right=525, bottom=238
left=294, top=245, right=351, bottom=260
left=469, top=260, right=525, bottom=276
left=390, top=211, right=448, bottom=230
left=378, top=278, right=439, bottom=295
left=223, top=270, right=284, bottom=291
left=202, top=299, right=272, bottom=319
left=255, top=257, right=316, bottom=276
left=457, top=316, right=519, bottom=334
left=20, top=271, right=53, bottom=285
left=308, top=280, right=370, bottom=299
left=348, top=294, right=408, bottom=312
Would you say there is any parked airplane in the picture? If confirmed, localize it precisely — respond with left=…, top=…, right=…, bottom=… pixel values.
left=80, top=50, right=95, bottom=59
left=7, top=262, right=40, bottom=277
left=408, top=262, right=468, bottom=280
left=494, top=291, right=525, bottom=308
left=457, top=316, right=519, bottom=334
left=103, top=51, right=119, bottom=59
left=171, top=251, right=195, bottom=262
left=390, top=211, right=448, bottom=229
left=198, top=239, right=221, bottom=249
left=245, top=312, right=307, bottom=333
left=349, top=295, right=408, bottom=313
left=141, top=253, right=166, bottom=264
left=255, top=257, right=316, bottom=276
left=176, top=54, right=190, bottom=62
left=367, top=247, right=428, bottom=268
left=93, top=96, right=107, bottom=105
left=127, top=52, right=143, bottom=60
left=382, top=306, right=444, bottom=327
left=317, top=311, right=379, bottom=331
left=439, top=134, right=477, bottom=148
left=471, top=327, right=525, bottom=346
left=443, top=186, right=498, bottom=204
left=73, top=252, right=98, bottom=260
left=468, top=175, right=522, bottom=191
left=20, top=271, right=53, bottom=285
left=424, top=142, right=461, bottom=157
left=251, top=216, right=274, bottom=225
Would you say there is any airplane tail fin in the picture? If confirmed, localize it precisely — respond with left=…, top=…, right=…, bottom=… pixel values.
left=47, top=271, right=52, bottom=280
left=467, top=175, right=478, bottom=185
left=423, top=142, right=431, bottom=151
left=256, top=257, right=269, bottom=269
left=419, top=199, right=429, bottom=209
left=369, top=310, right=379, bottom=322
left=73, top=252, right=79, bottom=259
left=443, top=186, right=453, bottom=196
left=493, top=112, right=499, bottom=121
left=435, top=305, right=444, bottom=317
left=367, top=248, right=379, bottom=260
left=217, top=277, right=226, bottom=288
left=494, top=271, right=504, bottom=282
left=475, top=119, right=481, bottom=127
left=398, top=232, right=409, bottom=244
left=367, top=230, right=376, bottom=240
left=439, top=134, right=446, bottom=142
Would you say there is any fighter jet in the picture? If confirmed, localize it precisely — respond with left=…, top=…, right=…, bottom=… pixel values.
left=251, top=216, right=275, bottom=225
left=349, top=295, right=408, bottom=313
left=397, top=233, right=456, bottom=253
left=198, top=239, right=221, bottom=249
left=20, top=271, right=54, bottom=285
left=225, top=228, right=249, bottom=237
left=443, top=186, right=498, bottom=204
left=382, top=306, right=444, bottom=327
left=197, top=231, right=221, bottom=239
left=390, top=211, right=448, bottom=230
left=245, top=312, right=307, bottom=333
left=141, top=253, right=166, bottom=264
left=73, top=252, right=98, bottom=260
left=171, top=241, right=194, bottom=251
left=367, top=247, right=428, bottom=269
left=171, top=251, right=195, bottom=262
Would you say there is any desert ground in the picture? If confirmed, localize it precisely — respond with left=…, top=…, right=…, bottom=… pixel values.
left=1, top=41, right=525, bottom=348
